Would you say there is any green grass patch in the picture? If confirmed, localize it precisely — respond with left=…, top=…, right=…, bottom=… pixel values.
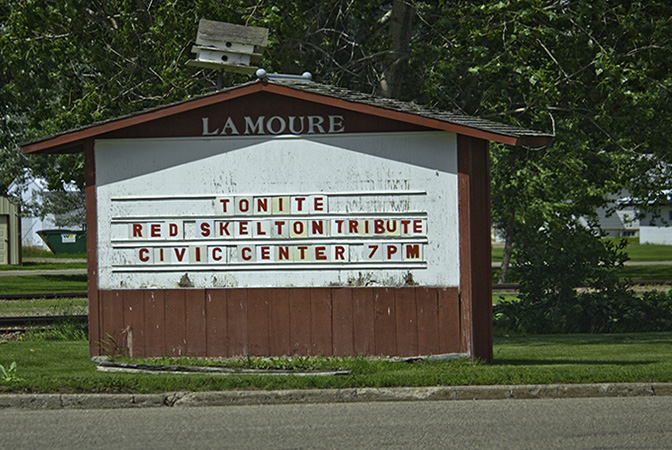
left=493, top=239, right=672, bottom=264
left=0, top=261, right=87, bottom=271
left=1, top=332, right=671, bottom=393
left=0, top=274, right=87, bottom=295
left=21, top=246, right=86, bottom=260
left=601, top=238, right=672, bottom=261
left=492, top=246, right=504, bottom=262
left=619, top=265, right=672, bottom=281
left=493, top=264, right=671, bottom=282
left=0, top=298, right=87, bottom=316
left=622, top=243, right=672, bottom=261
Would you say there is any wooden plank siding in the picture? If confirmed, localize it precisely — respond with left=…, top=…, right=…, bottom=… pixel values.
left=92, top=287, right=461, bottom=358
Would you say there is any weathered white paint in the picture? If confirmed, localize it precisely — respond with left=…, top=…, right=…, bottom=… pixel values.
left=95, top=132, right=459, bottom=289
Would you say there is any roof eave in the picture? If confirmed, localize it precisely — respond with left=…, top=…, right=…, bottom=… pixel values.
left=21, top=80, right=553, bottom=154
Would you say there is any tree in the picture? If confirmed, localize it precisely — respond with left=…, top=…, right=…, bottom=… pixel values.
left=27, top=190, right=86, bottom=229
left=2, top=0, right=671, bottom=287
left=409, top=0, right=672, bottom=281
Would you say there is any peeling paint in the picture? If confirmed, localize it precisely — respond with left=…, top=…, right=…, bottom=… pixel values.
left=96, top=133, right=460, bottom=289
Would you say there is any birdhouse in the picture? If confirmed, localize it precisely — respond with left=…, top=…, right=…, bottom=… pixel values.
left=187, top=19, right=269, bottom=75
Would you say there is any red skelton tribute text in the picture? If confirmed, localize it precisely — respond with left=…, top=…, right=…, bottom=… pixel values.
left=117, top=194, right=428, bottom=268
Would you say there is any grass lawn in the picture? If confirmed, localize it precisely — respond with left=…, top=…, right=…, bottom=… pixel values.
left=0, top=274, right=87, bottom=295
left=0, top=298, right=88, bottom=316
left=616, top=240, right=672, bottom=261
left=21, top=246, right=86, bottom=260
left=619, top=265, right=672, bottom=281
left=492, top=239, right=672, bottom=264
left=0, top=261, right=87, bottom=271
left=493, top=264, right=671, bottom=283
left=1, top=332, right=671, bottom=393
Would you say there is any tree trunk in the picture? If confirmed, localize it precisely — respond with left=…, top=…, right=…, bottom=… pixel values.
left=377, top=0, right=413, bottom=98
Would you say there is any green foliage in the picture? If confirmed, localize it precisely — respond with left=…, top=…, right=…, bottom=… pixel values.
left=413, top=0, right=672, bottom=281
left=0, top=361, right=24, bottom=383
left=22, top=317, right=88, bottom=341
left=495, top=220, right=642, bottom=333
left=2, top=1, right=671, bottom=302
left=515, top=221, right=629, bottom=300
left=25, top=190, right=86, bottom=229
left=496, top=289, right=672, bottom=334
left=494, top=222, right=672, bottom=333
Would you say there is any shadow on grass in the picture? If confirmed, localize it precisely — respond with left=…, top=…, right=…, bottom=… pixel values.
left=493, top=359, right=655, bottom=366
left=36, top=274, right=88, bottom=282
left=495, top=332, right=672, bottom=346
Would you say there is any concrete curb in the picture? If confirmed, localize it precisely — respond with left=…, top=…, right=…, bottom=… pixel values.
left=1, top=383, right=672, bottom=410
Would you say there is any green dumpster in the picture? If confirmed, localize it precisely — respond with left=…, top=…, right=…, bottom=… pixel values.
left=37, top=229, right=87, bottom=254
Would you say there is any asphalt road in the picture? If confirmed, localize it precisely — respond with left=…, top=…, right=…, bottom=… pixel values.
left=2, top=396, right=671, bottom=449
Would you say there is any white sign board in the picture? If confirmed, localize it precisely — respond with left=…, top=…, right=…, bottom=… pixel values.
left=95, top=132, right=459, bottom=289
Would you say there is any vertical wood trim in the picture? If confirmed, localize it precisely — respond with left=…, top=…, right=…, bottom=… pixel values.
left=248, top=289, right=270, bottom=355
left=310, top=288, right=333, bottom=356
left=144, top=290, right=166, bottom=356
left=289, top=288, right=311, bottom=355
left=84, top=140, right=100, bottom=355
left=185, top=290, right=207, bottom=356
left=416, top=287, right=440, bottom=355
left=373, top=287, right=397, bottom=355
left=458, top=136, right=473, bottom=356
left=458, top=135, right=493, bottom=361
left=227, top=289, right=248, bottom=356
left=123, top=290, right=145, bottom=358
left=395, top=288, right=418, bottom=356
left=352, top=288, right=375, bottom=355
left=332, top=288, right=354, bottom=356
left=268, top=289, right=291, bottom=356
left=205, top=289, right=228, bottom=356
left=164, top=289, right=187, bottom=356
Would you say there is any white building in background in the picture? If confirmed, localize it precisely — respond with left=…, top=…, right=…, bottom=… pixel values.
left=614, top=190, right=672, bottom=245
left=580, top=204, right=640, bottom=239
left=9, top=177, right=87, bottom=250
left=10, top=177, right=59, bottom=249
left=639, top=208, right=672, bottom=244
left=634, top=191, right=672, bottom=245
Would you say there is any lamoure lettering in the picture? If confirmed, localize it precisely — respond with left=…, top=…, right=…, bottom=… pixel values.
left=202, top=115, right=345, bottom=136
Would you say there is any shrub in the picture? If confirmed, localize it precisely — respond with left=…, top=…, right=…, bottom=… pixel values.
left=495, top=289, right=672, bottom=334
left=493, top=219, right=672, bottom=334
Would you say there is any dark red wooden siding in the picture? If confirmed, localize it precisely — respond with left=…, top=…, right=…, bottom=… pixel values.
left=90, top=287, right=460, bottom=358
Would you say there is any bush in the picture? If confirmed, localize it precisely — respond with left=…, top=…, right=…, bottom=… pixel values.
left=494, top=219, right=672, bottom=334
left=495, top=289, right=672, bottom=334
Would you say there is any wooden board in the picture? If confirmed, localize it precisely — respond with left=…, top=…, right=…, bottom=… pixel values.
left=93, top=287, right=461, bottom=358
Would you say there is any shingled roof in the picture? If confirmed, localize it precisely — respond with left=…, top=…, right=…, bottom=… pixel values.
left=271, top=78, right=552, bottom=144
left=22, top=78, right=552, bottom=154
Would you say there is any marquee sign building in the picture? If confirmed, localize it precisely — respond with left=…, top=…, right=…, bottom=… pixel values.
left=23, top=78, right=551, bottom=361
